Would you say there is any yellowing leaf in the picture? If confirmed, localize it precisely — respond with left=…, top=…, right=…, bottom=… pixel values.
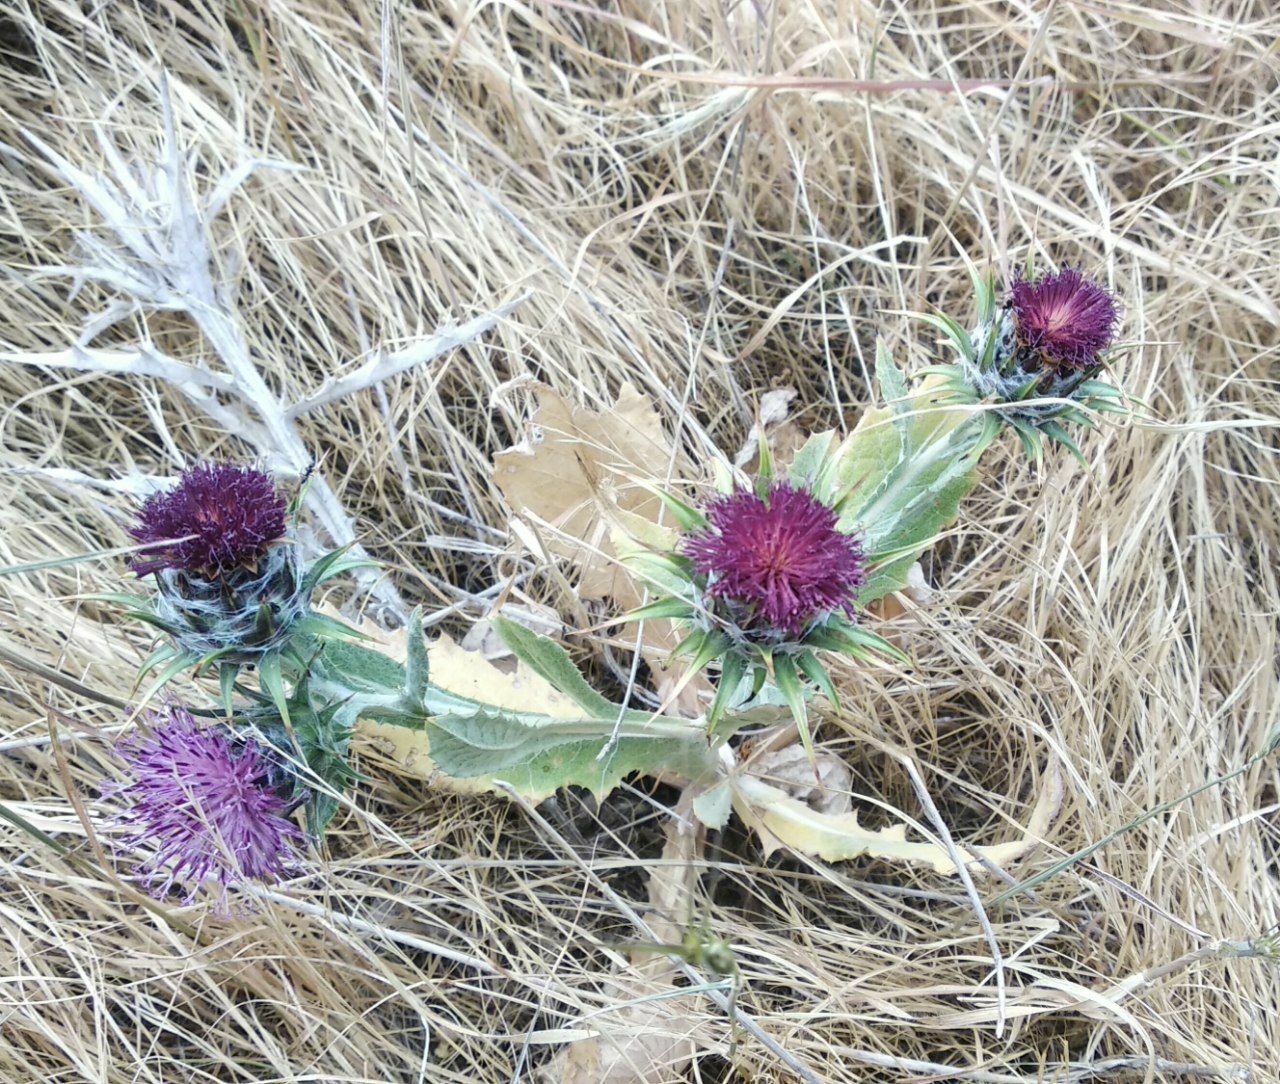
left=344, top=612, right=715, bottom=803
left=732, top=760, right=1063, bottom=875
left=428, top=632, right=584, bottom=719
left=343, top=609, right=583, bottom=792
left=353, top=717, right=483, bottom=791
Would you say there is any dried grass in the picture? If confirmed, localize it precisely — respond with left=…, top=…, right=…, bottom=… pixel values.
left=2, top=1, right=1279, bottom=1081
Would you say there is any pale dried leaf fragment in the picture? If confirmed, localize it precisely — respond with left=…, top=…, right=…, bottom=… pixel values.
left=732, top=759, right=1064, bottom=875
left=494, top=382, right=673, bottom=606
left=493, top=383, right=705, bottom=709
left=748, top=745, right=853, bottom=817
left=553, top=1005, right=700, bottom=1084
left=869, top=560, right=929, bottom=616
left=458, top=601, right=565, bottom=662
left=733, top=385, right=800, bottom=468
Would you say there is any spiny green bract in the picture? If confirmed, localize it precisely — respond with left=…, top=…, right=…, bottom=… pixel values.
left=916, top=257, right=1130, bottom=462
left=110, top=463, right=375, bottom=716
left=622, top=435, right=906, bottom=760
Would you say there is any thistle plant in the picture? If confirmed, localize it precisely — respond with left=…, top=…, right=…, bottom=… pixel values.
left=108, top=462, right=372, bottom=712
left=624, top=441, right=905, bottom=756
left=615, top=261, right=1127, bottom=758
left=11, top=78, right=1136, bottom=935
left=918, top=262, right=1127, bottom=460
left=103, top=703, right=302, bottom=910
left=130, top=462, right=301, bottom=662
left=87, top=257, right=1126, bottom=827
left=71, top=248, right=1135, bottom=923
left=96, top=456, right=716, bottom=845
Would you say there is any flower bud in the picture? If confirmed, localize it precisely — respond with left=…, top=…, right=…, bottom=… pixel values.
left=970, top=267, right=1119, bottom=407
left=130, top=462, right=308, bottom=663
left=921, top=262, right=1126, bottom=458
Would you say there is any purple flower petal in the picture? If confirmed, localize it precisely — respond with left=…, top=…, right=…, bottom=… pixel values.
left=1009, top=267, right=1119, bottom=370
left=131, top=462, right=287, bottom=576
left=683, top=482, right=866, bottom=637
left=105, top=704, right=301, bottom=909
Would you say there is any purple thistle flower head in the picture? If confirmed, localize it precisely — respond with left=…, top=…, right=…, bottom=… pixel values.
left=684, top=482, right=866, bottom=637
left=1009, top=267, right=1119, bottom=371
left=104, top=703, right=301, bottom=909
left=131, top=462, right=287, bottom=577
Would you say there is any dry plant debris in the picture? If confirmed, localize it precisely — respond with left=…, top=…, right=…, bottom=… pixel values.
left=492, top=381, right=706, bottom=710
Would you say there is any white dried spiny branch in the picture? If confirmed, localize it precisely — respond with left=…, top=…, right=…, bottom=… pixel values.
left=1, top=465, right=171, bottom=499
left=3, top=74, right=529, bottom=624
left=285, top=291, right=532, bottom=420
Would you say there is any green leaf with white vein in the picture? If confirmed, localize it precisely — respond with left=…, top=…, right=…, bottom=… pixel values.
left=875, top=338, right=910, bottom=418
left=310, top=626, right=717, bottom=803
left=491, top=616, right=630, bottom=720
left=311, top=636, right=406, bottom=696
left=426, top=709, right=583, bottom=775
left=425, top=709, right=717, bottom=801
left=849, top=426, right=983, bottom=603
left=829, top=346, right=988, bottom=603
